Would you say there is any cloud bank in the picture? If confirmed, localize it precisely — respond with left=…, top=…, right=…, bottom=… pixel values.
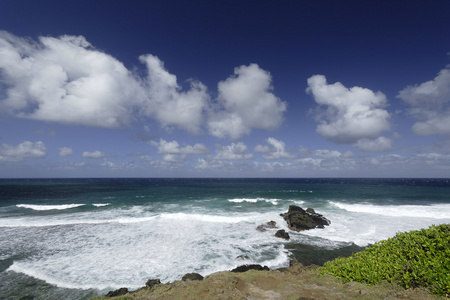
left=0, top=31, right=286, bottom=139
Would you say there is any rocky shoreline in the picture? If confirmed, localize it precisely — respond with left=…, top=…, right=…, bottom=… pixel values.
left=92, top=261, right=439, bottom=300
left=90, top=206, right=442, bottom=299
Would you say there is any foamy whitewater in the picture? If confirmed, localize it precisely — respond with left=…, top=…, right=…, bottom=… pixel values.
left=0, top=178, right=449, bottom=299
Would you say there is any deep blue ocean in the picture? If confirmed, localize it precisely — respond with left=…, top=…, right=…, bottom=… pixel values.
left=1, top=178, right=449, bottom=299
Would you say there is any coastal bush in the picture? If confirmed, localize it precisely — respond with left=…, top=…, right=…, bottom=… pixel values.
left=319, top=224, right=450, bottom=296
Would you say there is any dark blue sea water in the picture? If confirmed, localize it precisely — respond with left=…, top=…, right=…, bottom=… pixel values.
left=0, top=178, right=449, bottom=299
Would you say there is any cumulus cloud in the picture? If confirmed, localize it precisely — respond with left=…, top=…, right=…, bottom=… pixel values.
left=151, top=138, right=209, bottom=162
left=0, top=141, right=46, bottom=161
left=0, top=32, right=289, bottom=138
left=58, top=147, right=73, bottom=157
left=307, top=75, right=391, bottom=150
left=213, top=142, right=253, bottom=160
left=354, top=137, right=393, bottom=152
left=0, top=31, right=141, bottom=128
left=139, top=54, right=210, bottom=134
left=254, top=137, right=295, bottom=159
left=151, top=138, right=209, bottom=155
left=208, top=64, right=287, bottom=139
left=82, top=150, right=104, bottom=158
left=397, top=68, right=450, bottom=135
left=314, top=149, right=348, bottom=158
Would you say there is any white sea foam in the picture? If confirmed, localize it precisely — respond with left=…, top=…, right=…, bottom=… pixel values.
left=6, top=198, right=450, bottom=292
left=297, top=201, right=450, bottom=246
left=330, top=201, right=450, bottom=219
left=5, top=209, right=289, bottom=290
left=229, top=197, right=279, bottom=205
left=16, top=204, right=86, bottom=211
left=92, top=203, right=110, bottom=207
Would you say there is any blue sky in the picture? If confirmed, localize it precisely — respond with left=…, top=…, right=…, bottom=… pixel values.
left=0, top=0, right=450, bottom=178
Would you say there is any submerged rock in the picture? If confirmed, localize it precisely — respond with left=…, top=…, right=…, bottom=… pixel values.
left=275, top=229, right=290, bottom=240
left=105, top=287, right=128, bottom=297
left=236, top=255, right=251, bottom=260
left=231, top=264, right=270, bottom=273
left=182, top=273, right=204, bottom=281
left=281, top=205, right=330, bottom=231
left=256, top=220, right=278, bottom=231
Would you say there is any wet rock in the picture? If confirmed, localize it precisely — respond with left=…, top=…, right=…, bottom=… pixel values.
left=145, top=279, right=161, bottom=289
left=105, top=287, right=128, bottom=297
left=281, top=205, right=330, bottom=231
left=182, top=273, right=204, bottom=281
left=256, top=225, right=267, bottom=232
left=275, top=229, right=290, bottom=240
left=256, top=220, right=278, bottom=231
left=231, top=264, right=270, bottom=273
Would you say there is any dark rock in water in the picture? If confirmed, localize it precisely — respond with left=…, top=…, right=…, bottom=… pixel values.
left=256, top=225, right=267, bottom=232
left=275, top=229, right=290, bottom=240
left=256, top=220, right=278, bottom=231
left=266, top=220, right=277, bottom=228
left=145, top=278, right=161, bottom=289
left=105, top=287, right=128, bottom=297
left=182, top=273, right=204, bottom=281
left=231, top=264, right=270, bottom=273
left=236, top=255, right=251, bottom=260
left=281, top=205, right=330, bottom=231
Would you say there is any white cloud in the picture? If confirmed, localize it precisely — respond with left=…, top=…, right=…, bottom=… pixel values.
left=139, top=54, right=210, bottom=134
left=313, top=149, right=344, bottom=158
left=397, top=68, right=450, bottom=135
left=0, top=31, right=141, bottom=128
left=355, top=137, right=393, bottom=152
left=213, top=142, right=253, bottom=160
left=151, top=138, right=209, bottom=164
left=58, top=147, right=73, bottom=157
left=151, top=138, right=209, bottom=155
left=208, top=64, right=287, bottom=139
left=306, top=75, right=391, bottom=146
left=255, top=137, right=295, bottom=159
left=0, top=141, right=46, bottom=162
left=0, top=32, right=290, bottom=139
left=82, top=150, right=104, bottom=158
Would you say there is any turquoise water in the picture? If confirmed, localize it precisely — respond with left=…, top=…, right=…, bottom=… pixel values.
left=0, top=178, right=449, bottom=299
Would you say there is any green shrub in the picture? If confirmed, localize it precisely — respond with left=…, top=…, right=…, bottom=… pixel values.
left=319, top=224, right=450, bottom=296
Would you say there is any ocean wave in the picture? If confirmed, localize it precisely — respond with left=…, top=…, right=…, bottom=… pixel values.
left=16, top=204, right=86, bottom=211
left=160, top=212, right=253, bottom=223
left=92, top=203, right=111, bottom=207
left=228, top=198, right=280, bottom=205
left=330, top=201, right=450, bottom=219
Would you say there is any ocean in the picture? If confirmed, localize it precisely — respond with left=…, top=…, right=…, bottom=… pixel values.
left=0, top=178, right=449, bottom=299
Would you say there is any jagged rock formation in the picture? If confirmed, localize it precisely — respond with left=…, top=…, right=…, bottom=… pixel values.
left=281, top=205, right=330, bottom=231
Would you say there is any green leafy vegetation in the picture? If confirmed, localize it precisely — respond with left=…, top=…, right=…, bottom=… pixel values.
left=319, top=224, right=450, bottom=296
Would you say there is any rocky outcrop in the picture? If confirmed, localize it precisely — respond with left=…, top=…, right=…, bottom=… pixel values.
left=182, top=273, right=204, bottom=281
left=281, top=205, right=330, bottom=231
left=275, top=229, right=290, bottom=240
left=145, top=279, right=161, bottom=289
left=105, top=287, right=128, bottom=297
left=231, top=264, right=270, bottom=273
left=256, top=220, right=278, bottom=231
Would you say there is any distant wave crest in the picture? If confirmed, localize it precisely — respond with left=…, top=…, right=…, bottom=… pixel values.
left=16, top=204, right=86, bottom=211
left=330, top=201, right=450, bottom=219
